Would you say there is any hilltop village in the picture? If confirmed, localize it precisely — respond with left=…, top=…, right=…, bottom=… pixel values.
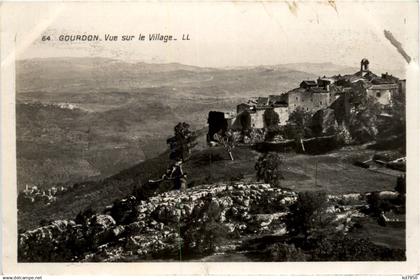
left=208, top=59, right=405, bottom=143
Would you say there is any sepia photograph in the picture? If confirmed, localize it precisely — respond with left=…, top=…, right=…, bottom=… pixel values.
left=1, top=0, right=419, bottom=275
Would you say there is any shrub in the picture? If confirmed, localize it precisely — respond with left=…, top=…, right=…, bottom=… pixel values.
left=255, top=152, right=284, bottom=188
left=240, top=110, right=252, bottom=135
left=366, top=192, right=400, bottom=217
left=167, top=122, right=197, bottom=161
left=181, top=194, right=230, bottom=257
left=75, top=207, right=95, bottom=225
left=109, top=196, right=139, bottom=225
left=285, top=108, right=313, bottom=140
left=285, top=191, right=333, bottom=238
left=309, top=235, right=405, bottom=261
left=263, top=108, right=280, bottom=128
left=395, top=175, right=406, bottom=195
left=267, top=243, right=308, bottom=261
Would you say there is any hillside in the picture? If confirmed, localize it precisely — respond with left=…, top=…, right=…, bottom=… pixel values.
left=18, top=145, right=405, bottom=262
left=18, top=143, right=399, bottom=231
left=17, top=57, right=334, bottom=190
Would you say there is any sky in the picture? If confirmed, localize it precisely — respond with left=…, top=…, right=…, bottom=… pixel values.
left=1, top=1, right=418, bottom=73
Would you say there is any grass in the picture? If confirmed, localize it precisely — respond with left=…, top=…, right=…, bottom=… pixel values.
left=18, top=142, right=400, bottom=231
left=347, top=216, right=405, bottom=250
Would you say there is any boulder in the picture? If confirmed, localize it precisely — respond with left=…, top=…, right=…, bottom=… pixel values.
left=90, top=215, right=116, bottom=231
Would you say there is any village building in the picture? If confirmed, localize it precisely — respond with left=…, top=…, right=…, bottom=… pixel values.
left=366, top=83, right=399, bottom=105
left=331, top=59, right=404, bottom=106
left=233, top=96, right=289, bottom=130
left=285, top=76, right=337, bottom=114
left=207, top=58, right=404, bottom=142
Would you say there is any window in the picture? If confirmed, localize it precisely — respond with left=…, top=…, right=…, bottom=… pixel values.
left=296, top=97, right=298, bottom=101
left=320, top=101, right=323, bottom=105
left=376, top=91, right=381, bottom=97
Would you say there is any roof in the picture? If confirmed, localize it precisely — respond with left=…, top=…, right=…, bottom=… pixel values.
left=268, top=94, right=288, bottom=105
left=310, top=87, right=329, bottom=93
left=224, top=112, right=236, bottom=119
left=268, top=95, right=283, bottom=102
left=255, top=104, right=288, bottom=111
left=300, top=80, right=317, bottom=87
left=257, top=97, right=269, bottom=106
left=361, top=58, right=370, bottom=64
left=318, top=77, right=337, bottom=83
left=368, top=84, right=399, bottom=90
left=371, top=77, right=397, bottom=85
left=286, top=87, right=306, bottom=95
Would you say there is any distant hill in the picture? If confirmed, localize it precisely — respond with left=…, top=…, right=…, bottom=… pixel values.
left=281, top=62, right=359, bottom=77
left=16, top=58, right=358, bottom=95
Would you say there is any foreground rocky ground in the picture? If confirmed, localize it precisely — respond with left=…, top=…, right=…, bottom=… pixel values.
left=18, top=181, right=405, bottom=262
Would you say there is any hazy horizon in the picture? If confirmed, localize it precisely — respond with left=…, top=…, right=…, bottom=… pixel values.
left=3, top=1, right=417, bottom=78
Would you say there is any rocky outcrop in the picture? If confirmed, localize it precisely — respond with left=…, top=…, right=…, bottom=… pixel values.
left=18, top=182, right=379, bottom=262
left=311, top=108, right=338, bottom=136
left=18, top=183, right=297, bottom=261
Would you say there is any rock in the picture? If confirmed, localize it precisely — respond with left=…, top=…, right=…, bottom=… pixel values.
left=378, top=191, right=399, bottom=200
left=125, top=221, right=146, bottom=234
left=90, top=215, right=116, bottom=231
left=242, top=198, right=250, bottom=207
left=112, top=225, right=125, bottom=237
left=311, top=108, right=338, bottom=136
left=19, top=182, right=307, bottom=262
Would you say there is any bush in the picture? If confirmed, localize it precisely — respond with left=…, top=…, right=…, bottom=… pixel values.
left=109, top=196, right=139, bottom=225
left=366, top=192, right=391, bottom=216
left=395, top=175, right=406, bottom=195
left=181, top=194, right=231, bottom=257
left=75, top=207, right=95, bottom=225
left=267, top=243, right=308, bottom=261
left=265, top=126, right=282, bottom=142
left=249, top=190, right=287, bottom=214
left=285, top=108, right=313, bottom=140
left=285, top=191, right=333, bottom=238
left=255, top=152, right=284, bottom=187
left=309, top=235, right=405, bottom=261
left=167, top=122, right=197, bottom=161
left=240, top=110, right=252, bottom=134
left=263, top=108, right=280, bottom=128
left=348, top=95, right=382, bottom=144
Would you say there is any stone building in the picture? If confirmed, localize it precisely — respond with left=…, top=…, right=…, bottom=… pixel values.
left=366, top=83, right=399, bottom=105
left=232, top=106, right=289, bottom=130
left=285, top=84, right=335, bottom=113
left=233, top=97, right=289, bottom=130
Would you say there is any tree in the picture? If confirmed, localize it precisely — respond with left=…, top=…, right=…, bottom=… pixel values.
left=374, top=89, right=406, bottom=151
left=263, top=108, right=281, bottom=141
left=181, top=194, right=230, bottom=256
left=239, top=110, right=252, bottom=134
left=284, top=107, right=313, bottom=141
left=263, top=108, right=280, bottom=128
left=348, top=95, right=382, bottom=143
left=255, top=152, right=284, bottom=188
left=285, top=191, right=334, bottom=239
left=167, top=122, right=197, bottom=161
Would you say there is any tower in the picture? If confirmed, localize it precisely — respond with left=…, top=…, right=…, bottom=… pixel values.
left=360, top=58, right=370, bottom=74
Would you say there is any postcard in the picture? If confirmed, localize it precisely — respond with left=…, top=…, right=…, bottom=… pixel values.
left=1, top=0, right=419, bottom=276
